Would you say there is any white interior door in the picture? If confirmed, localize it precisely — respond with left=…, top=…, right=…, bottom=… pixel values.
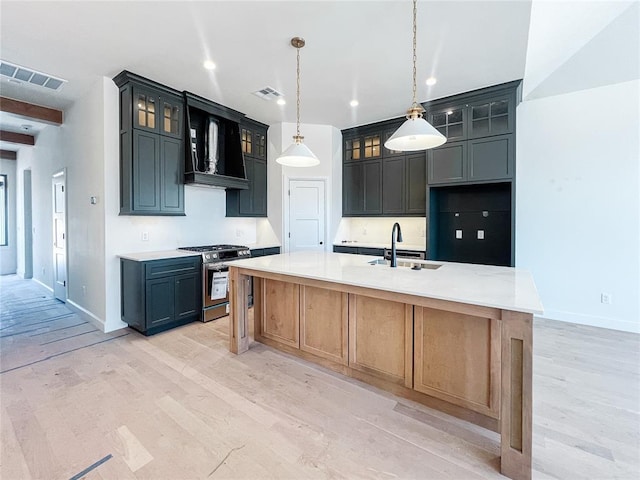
left=289, top=180, right=325, bottom=252
left=52, top=170, right=67, bottom=301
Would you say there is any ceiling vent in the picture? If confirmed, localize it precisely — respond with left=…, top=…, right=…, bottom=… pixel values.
left=252, top=86, right=283, bottom=101
left=0, top=60, right=67, bottom=91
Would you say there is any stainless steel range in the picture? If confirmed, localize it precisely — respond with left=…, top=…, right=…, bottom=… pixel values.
left=178, top=245, right=251, bottom=322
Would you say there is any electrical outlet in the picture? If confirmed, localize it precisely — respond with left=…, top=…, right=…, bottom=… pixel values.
left=601, top=293, right=612, bottom=304
left=82, top=285, right=87, bottom=296
left=42, top=267, right=45, bottom=275
left=236, top=229, right=244, bottom=238
left=477, top=230, right=485, bottom=240
left=420, top=228, right=425, bottom=238
left=141, top=231, right=149, bottom=241
left=455, top=230, right=463, bottom=239
left=362, top=227, right=367, bottom=235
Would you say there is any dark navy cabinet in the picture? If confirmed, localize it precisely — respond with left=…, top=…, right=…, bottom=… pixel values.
left=227, top=119, right=268, bottom=217
left=114, top=71, right=185, bottom=216
left=121, top=256, right=201, bottom=335
left=424, top=80, right=521, bottom=266
left=425, top=81, right=519, bottom=186
left=343, top=120, right=426, bottom=217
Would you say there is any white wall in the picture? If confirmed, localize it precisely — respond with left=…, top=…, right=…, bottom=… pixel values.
left=268, top=122, right=342, bottom=252
left=516, top=79, right=640, bottom=333
left=0, top=159, right=17, bottom=274
left=15, top=123, right=64, bottom=290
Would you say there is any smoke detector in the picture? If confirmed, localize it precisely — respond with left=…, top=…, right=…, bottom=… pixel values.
left=0, top=60, right=67, bottom=91
left=252, top=86, right=284, bottom=101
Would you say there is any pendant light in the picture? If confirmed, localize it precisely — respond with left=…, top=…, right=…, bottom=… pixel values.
left=384, top=0, right=446, bottom=152
left=276, top=37, right=319, bottom=167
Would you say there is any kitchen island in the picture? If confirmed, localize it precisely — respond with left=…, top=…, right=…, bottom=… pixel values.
left=228, top=251, right=543, bottom=480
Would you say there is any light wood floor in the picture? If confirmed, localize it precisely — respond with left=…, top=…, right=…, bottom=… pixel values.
left=1, top=275, right=638, bottom=479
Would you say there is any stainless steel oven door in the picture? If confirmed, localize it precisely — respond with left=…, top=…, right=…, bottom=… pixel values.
left=202, top=263, right=230, bottom=322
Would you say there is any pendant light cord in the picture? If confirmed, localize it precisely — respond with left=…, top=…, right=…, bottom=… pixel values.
left=412, top=0, right=418, bottom=108
left=296, top=44, right=301, bottom=137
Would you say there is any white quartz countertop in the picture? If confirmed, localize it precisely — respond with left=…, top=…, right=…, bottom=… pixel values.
left=245, top=243, right=282, bottom=250
left=333, top=242, right=426, bottom=251
left=118, top=250, right=201, bottom=261
left=229, top=251, right=543, bottom=315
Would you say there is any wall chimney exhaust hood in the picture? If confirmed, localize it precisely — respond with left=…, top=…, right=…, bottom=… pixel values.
left=183, top=92, right=249, bottom=189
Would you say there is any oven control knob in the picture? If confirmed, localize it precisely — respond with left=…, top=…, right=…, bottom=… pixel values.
left=205, top=254, right=210, bottom=260
left=213, top=253, right=218, bottom=259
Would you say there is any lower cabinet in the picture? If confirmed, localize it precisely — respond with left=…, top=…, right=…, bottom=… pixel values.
left=348, top=295, right=413, bottom=386
left=121, top=257, right=201, bottom=335
left=300, top=286, right=348, bottom=365
left=254, top=279, right=501, bottom=418
left=259, top=279, right=300, bottom=348
left=332, top=246, right=384, bottom=256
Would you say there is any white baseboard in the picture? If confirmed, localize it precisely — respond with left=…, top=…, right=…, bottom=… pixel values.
left=32, top=278, right=53, bottom=293
left=538, top=309, right=640, bottom=334
left=66, top=299, right=106, bottom=332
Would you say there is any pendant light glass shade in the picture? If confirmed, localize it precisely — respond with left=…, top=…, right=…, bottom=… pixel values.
left=276, top=135, right=319, bottom=167
left=276, top=37, right=319, bottom=167
left=384, top=115, right=446, bottom=151
left=386, top=0, right=446, bottom=153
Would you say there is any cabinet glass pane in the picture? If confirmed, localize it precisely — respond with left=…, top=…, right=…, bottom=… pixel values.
left=241, top=129, right=252, bottom=154
left=472, top=119, right=489, bottom=136
left=491, top=100, right=508, bottom=116
left=449, top=109, right=463, bottom=123
left=137, top=94, right=156, bottom=128
left=491, top=115, right=508, bottom=133
left=364, top=135, right=380, bottom=158
left=472, top=104, right=489, bottom=120
left=166, top=105, right=179, bottom=135
left=348, top=138, right=361, bottom=160
left=448, top=123, right=463, bottom=138
left=256, top=133, right=265, bottom=157
left=432, top=113, right=446, bottom=127
left=436, top=126, right=446, bottom=136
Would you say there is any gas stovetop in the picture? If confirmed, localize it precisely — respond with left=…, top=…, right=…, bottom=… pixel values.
left=178, top=244, right=251, bottom=263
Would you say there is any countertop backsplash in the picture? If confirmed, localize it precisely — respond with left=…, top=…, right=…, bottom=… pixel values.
left=334, top=217, right=426, bottom=250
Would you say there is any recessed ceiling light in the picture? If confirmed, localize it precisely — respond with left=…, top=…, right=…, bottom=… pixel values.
left=426, top=77, right=437, bottom=86
left=350, top=100, right=359, bottom=107
left=277, top=98, right=286, bottom=106
left=203, top=60, right=216, bottom=70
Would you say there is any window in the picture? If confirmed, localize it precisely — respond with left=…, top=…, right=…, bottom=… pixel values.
left=0, top=174, right=7, bottom=246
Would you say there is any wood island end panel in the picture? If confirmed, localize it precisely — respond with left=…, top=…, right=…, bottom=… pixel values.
left=414, top=307, right=501, bottom=418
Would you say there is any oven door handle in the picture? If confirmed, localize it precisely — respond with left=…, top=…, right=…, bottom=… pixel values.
left=205, top=264, right=229, bottom=272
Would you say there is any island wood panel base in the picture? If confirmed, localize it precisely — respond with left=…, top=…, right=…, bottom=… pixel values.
left=229, top=266, right=532, bottom=480
left=300, top=286, right=349, bottom=365
left=349, top=295, right=413, bottom=387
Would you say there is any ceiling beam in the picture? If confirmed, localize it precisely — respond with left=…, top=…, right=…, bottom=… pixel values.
left=0, top=96, right=63, bottom=125
left=0, top=130, right=35, bottom=145
left=0, top=149, right=17, bottom=160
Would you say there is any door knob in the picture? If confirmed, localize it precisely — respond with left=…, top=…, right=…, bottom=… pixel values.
left=320, top=241, right=323, bottom=245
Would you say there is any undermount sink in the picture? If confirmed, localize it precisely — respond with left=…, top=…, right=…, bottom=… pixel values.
left=368, top=258, right=442, bottom=270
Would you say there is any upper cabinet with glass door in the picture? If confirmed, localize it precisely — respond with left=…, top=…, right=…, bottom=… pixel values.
left=468, top=97, right=512, bottom=138
left=428, top=105, right=467, bottom=142
left=241, top=123, right=267, bottom=161
left=344, top=131, right=382, bottom=162
left=132, top=86, right=183, bottom=139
